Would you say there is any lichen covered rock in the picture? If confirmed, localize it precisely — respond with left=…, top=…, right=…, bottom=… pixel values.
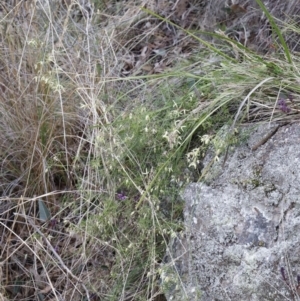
left=162, top=122, right=300, bottom=301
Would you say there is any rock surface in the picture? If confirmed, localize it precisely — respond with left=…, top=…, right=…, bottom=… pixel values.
left=161, top=122, right=300, bottom=301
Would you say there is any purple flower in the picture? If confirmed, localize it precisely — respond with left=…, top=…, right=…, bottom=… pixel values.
left=278, top=98, right=291, bottom=113
left=116, top=192, right=127, bottom=200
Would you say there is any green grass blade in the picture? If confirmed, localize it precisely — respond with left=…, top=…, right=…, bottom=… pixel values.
left=255, top=0, right=292, bottom=64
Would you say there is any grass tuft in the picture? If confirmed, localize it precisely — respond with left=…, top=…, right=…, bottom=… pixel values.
left=0, top=0, right=300, bottom=300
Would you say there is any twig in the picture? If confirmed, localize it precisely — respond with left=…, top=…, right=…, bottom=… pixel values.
left=251, top=124, right=281, bottom=151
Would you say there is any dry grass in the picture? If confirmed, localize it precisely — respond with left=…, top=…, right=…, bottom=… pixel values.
left=0, top=1, right=112, bottom=300
left=0, top=0, right=300, bottom=300
left=0, top=1, right=172, bottom=300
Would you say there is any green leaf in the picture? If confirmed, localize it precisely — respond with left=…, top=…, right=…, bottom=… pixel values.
left=38, top=199, right=51, bottom=222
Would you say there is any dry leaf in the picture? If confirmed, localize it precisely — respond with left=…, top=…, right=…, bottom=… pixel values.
left=39, top=285, right=53, bottom=294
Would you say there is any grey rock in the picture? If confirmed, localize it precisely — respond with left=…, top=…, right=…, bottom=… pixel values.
left=161, top=122, right=300, bottom=301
